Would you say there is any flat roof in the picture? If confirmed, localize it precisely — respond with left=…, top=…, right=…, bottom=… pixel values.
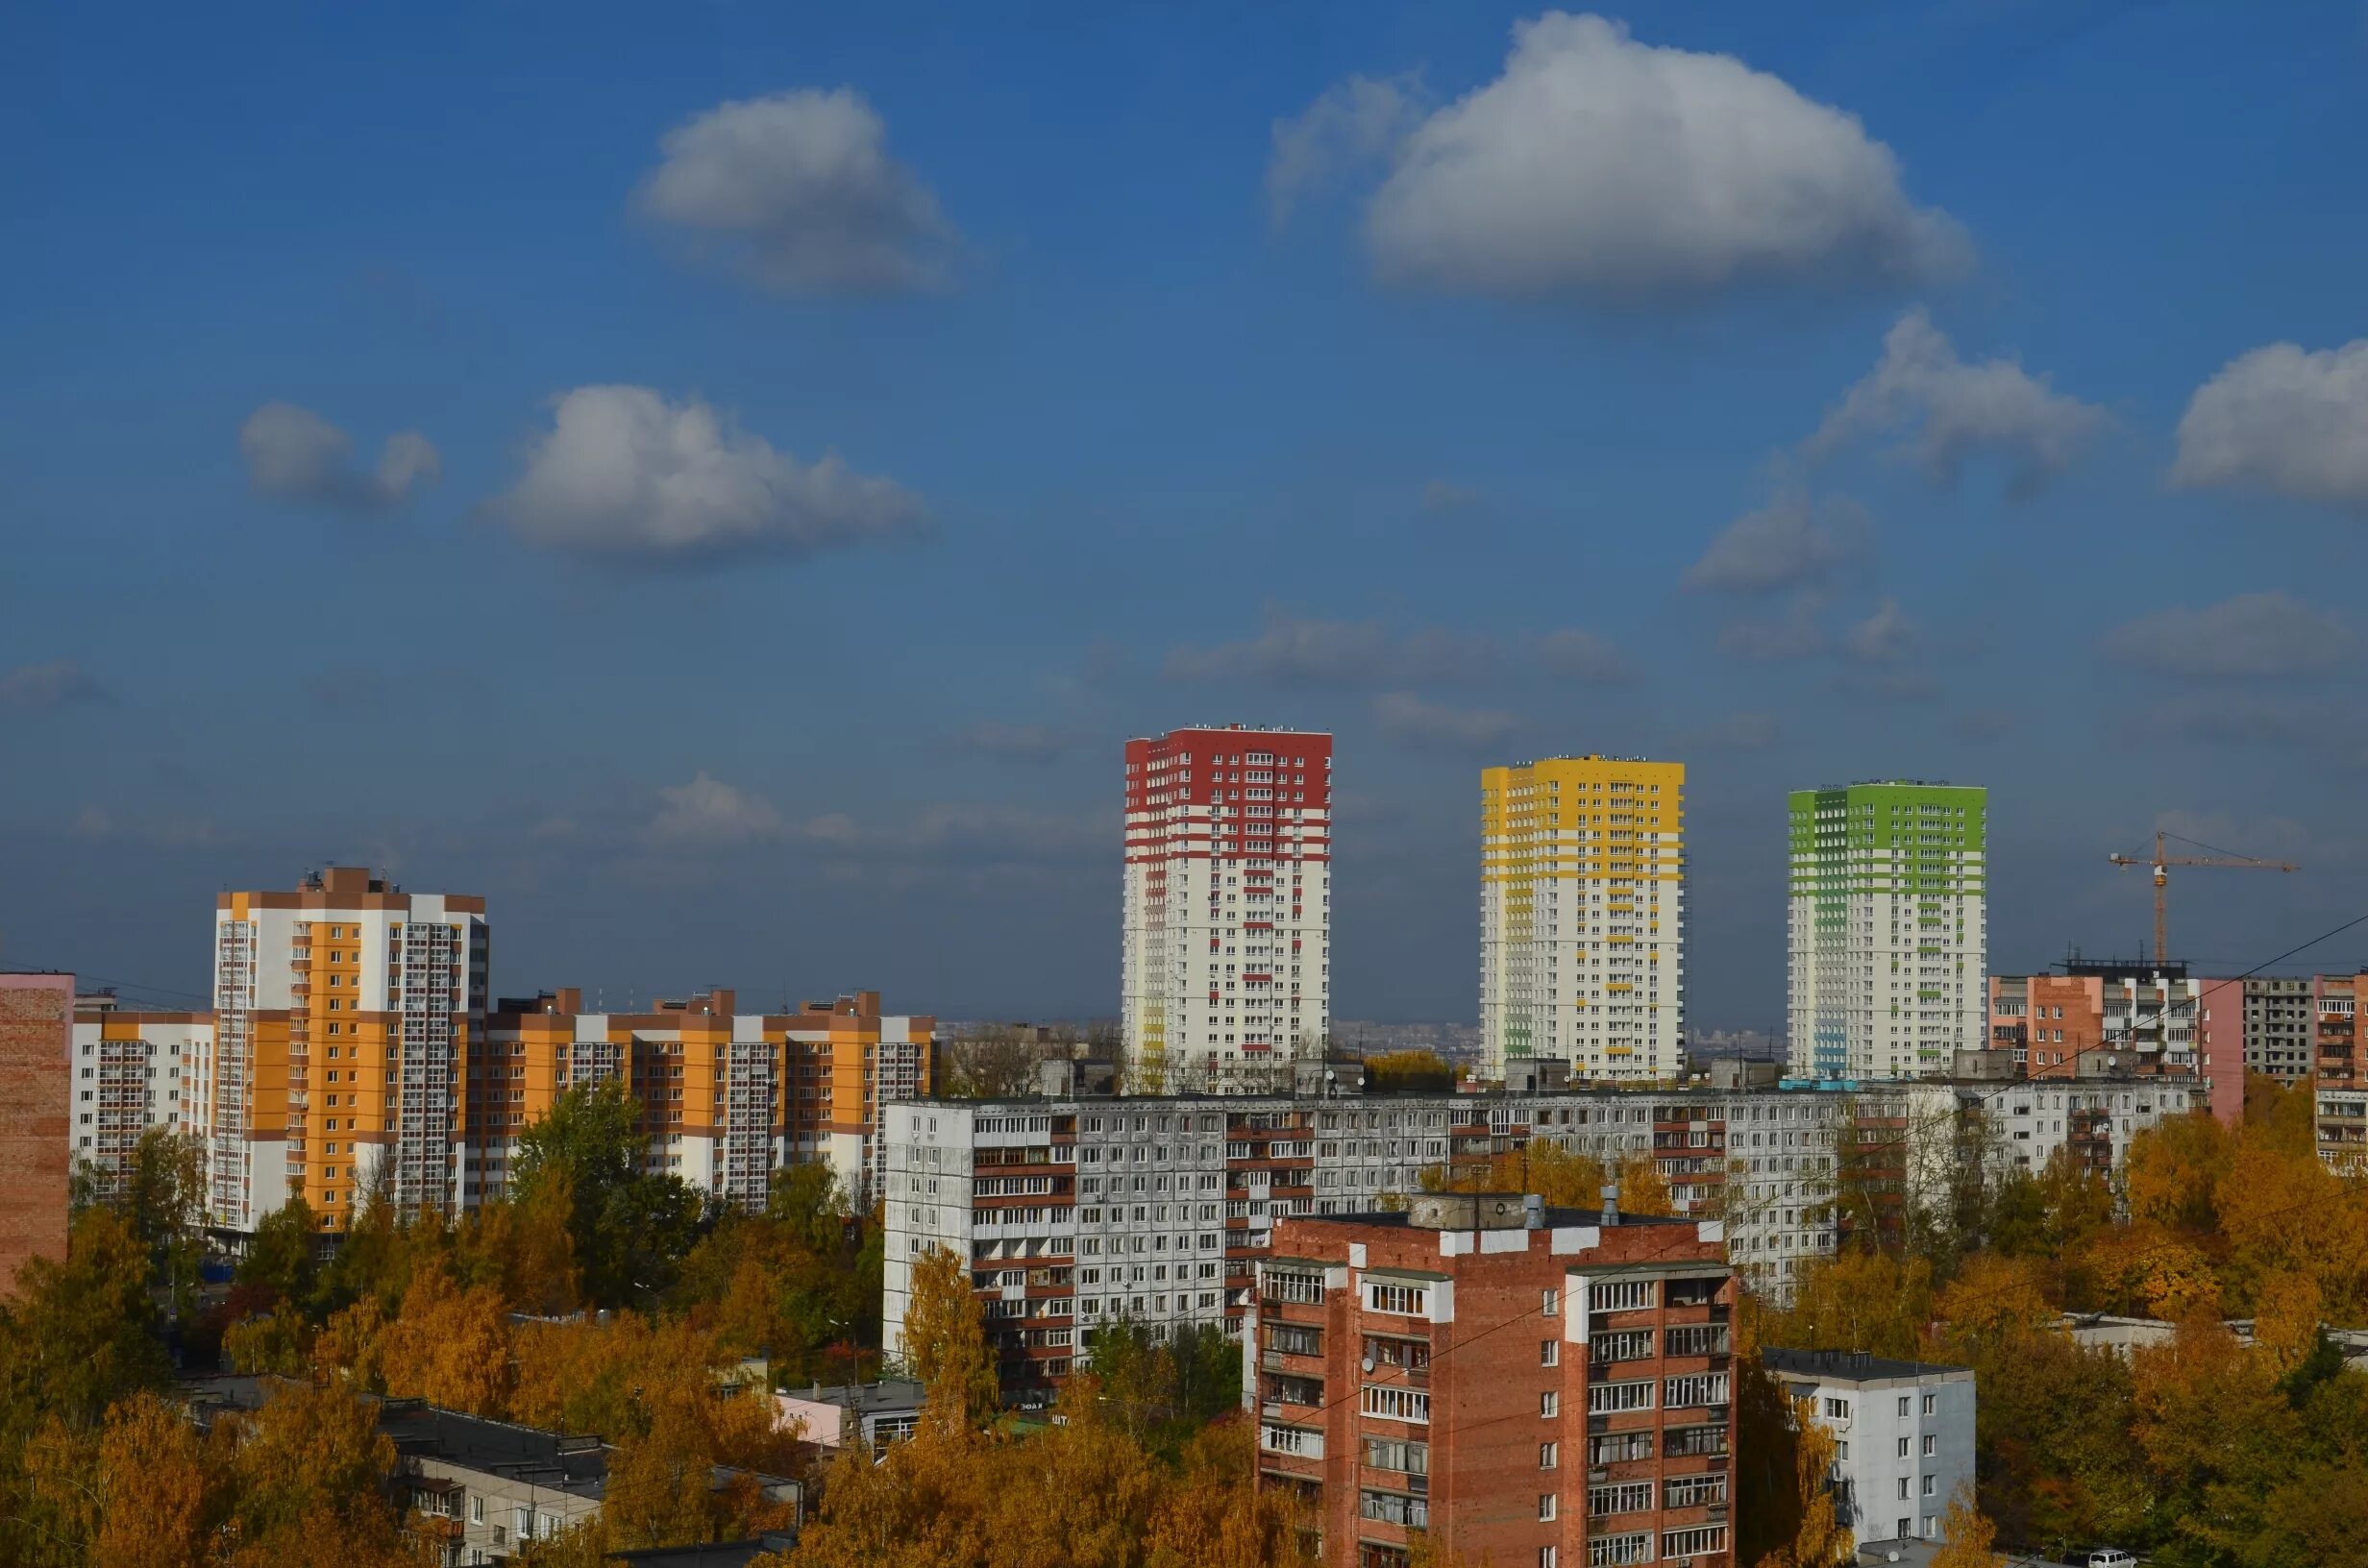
left=1300, top=1206, right=1695, bottom=1230
left=1763, top=1347, right=1971, bottom=1383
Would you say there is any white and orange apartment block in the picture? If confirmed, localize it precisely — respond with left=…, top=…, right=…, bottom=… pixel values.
left=1122, top=724, right=1331, bottom=1094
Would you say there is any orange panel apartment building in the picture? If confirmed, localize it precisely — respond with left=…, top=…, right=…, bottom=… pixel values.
left=211, top=868, right=490, bottom=1232
left=1252, top=1192, right=1735, bottom=1568
left=477, top=987, right=931, bottom=1209
left=1988, top=958, right=2244, bottom=1123
left=2315, top=971, right=2366, bottom=1172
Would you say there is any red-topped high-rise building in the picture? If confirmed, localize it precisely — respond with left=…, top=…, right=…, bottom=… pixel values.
left=1122, top=724, right=1332, bottom=1092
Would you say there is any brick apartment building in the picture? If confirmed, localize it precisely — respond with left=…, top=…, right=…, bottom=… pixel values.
left=1, top=971, right=74, bottom=1291
left=2316, top=972, right=2366, bottom=1172
left=1249, top=1191, right=1735, bottom=1568
left=1988, top=958, right=2243, bottom=1123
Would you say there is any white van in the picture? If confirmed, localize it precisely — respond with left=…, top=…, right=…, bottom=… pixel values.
left=2087, top=1552, right=2136, bottom=1568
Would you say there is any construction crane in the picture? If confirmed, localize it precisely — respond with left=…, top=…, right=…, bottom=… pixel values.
left=2108, top=829, right=2298, bottom=966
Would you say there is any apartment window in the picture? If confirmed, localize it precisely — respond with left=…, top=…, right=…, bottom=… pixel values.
left=1541, top=1390, right=1560, bottom=1418
left=1539, top=1493, right=1558, bottom=1522
left=1923, top=1475, right=1936, bottom=1497
left=1588, top=1533, right=1651, bottom=1566
left=1589, top=1482, right=1653, bottom=1516
left=1898, top=1478, right=1911, bottom=1500
left=1665, top=1473, right=1727, bottom=1508
left=1593, top=1329, right=1655, bottom=1364
left=1541, top=1338, right=1560, bottom=1367
left=1362, top=1385, right=1430, bottom=1424
left=1825, top=1397, right=1850, bottom=1421
left=1922, top=1434, right=1936, bottom=1457
left=1663, top=1526, right=1728, bottom=1560
left=1591, top=1280, right=1654, bottom=1311
left=1922, top=1392, right=1936, bottom=1416
left=1540, top=1551, right=1558, bottom=1568
left=1363, top=1436, right=1428, bottom=1475
left=1664, top=1372, right=1728, bottom=1409
left=1539, top=1441, right=1559, bottom=1470
left=1542, top=1287, right=1560, bottom=1317
left=1897, top=1395, right=1911, bottom=1417
left=1366, top=1281, right=1429, bottom=1316
left=1589, top=1380, right=1652, bottom=1414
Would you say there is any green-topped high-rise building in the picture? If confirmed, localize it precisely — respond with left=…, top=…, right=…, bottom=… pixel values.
left=1787, top=780, right=1987, bottom=1080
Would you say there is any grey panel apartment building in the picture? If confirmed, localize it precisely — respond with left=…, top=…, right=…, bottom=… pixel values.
left=880, top=1078, right=2201, bottom=1401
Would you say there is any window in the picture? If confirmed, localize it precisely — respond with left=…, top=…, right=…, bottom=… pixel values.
left=1897, top=1395, right=1911, bottom=1417
left=1589, top=1380, right=1652, bottom=1413
left=1589, top=1533, right=1652, bottom=1566
left=1824, top=1397, right=1850, bottom=1421
left=1898, top=1478, right=1911, bottom=1500
left=1897, top=1437, right=1910, bottom=1458
left=1540, top=1551, right=1558, bottom=1568
left=1362, top=1384, right=1430, bottom=1424
left=1590, top=1431, right=1654, bottom=1465
left=1591, top=1280, right=1655, bottom=1311
left=1663, top=1526, right=1728, bottom=1559
left=1922, top=1434, right=1936, bottom=1457
left=1922, top=1392, right=1936, bottom=1416
left=1541, top=1390, right=1560, bottom=1418
left=1664, top=1473, right=1727, bottom=1508
left=1542, top=1287, right=1560, bottom=1317
left=1367, top=1281, right=1430, bottom=1315
left=1359, top=1490, right=1428, bottom=1529
left=1664, top=1373, right=1728, bottom=1409
left=1366, top=1335, right=1431, bottom=1371
left=1590, top=1482, right=1653, bottom=1516
left=1539, top=1441, right=1559, bottom=1470
left=1363, top=1436, right=1428, bottom=1474
left=1542, top=1339, right=1560, bottom=1367
left=1923, top=1475, right=1936, bottom=1497
left=1593, top=1329, right=1655, bottom=1364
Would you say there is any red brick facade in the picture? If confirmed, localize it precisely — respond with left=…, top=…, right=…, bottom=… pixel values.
left=0, top=972, right=74, bottom=1294
left=1255, top=1195, right=1735, bottom=1568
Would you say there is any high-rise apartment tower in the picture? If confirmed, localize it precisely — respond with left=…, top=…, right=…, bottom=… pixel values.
left=1122, top=725, right=1331, bottom=1093
left=212, top=868, right=488, bottom=1232
left=1788, top=782, right=1986, bottom=1081
left=1481, top=755, right=1685, bottom=1082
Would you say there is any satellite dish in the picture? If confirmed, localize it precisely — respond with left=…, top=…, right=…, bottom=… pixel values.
left=1362, top=1352, right=1376, bottom=1374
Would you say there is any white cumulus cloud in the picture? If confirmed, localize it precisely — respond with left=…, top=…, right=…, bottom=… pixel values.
left=649, top=772, right=783, bottom=845
left=2170, top=338, right=2368, bottom=508
left=638, top=87, right=959, bottom=294
left=1331, top=12, right=1963, bottom=300
left=1808, top=309, right=2106, bottom=497
left=492, top=385, right=924, bottom=560
left=1267, top=73, right=1428, bottom=225
left=2100, top=592, right=2352, bottom=678
left=239, top=402, right=440, bottom=511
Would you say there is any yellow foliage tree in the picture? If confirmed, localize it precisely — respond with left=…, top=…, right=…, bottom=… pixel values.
left=902, top=1245, right=999, bottom=1434
left=2251, top=1270, right=2324, bottom=1379
left=1768, top=1250, right=1934, bottom=1360
left=1753, top=1396, right=1853, bottom=1568
left=380, top=1262, right=515, bottom=1417
left=93, top=1389, right=221, bottom=1568
left=1927, top=1487, right=1999, bottom=1568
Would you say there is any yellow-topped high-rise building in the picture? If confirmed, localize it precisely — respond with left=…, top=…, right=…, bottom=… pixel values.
left=1480, top=755, right=1686, bottom=1082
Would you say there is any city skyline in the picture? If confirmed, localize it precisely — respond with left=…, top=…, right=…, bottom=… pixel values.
left=9, top=3, right=2368, bottom=1030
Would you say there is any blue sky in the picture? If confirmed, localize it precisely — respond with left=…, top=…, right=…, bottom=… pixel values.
left=6, top=0, right=2368, bottom=1028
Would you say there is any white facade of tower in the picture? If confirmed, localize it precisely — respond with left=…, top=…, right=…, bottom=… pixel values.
left=1122, top=726, right=1332, bottom=1094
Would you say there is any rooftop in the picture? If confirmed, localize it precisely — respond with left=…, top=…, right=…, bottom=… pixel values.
left=784, top=1379, right=925, bottom=1416
left=1763, top=1347, right=1972, bottom=1384
left=378, top=1401, right=608, bottom=1500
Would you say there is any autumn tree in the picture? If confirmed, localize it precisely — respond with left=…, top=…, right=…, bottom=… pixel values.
left=1927, top=1488, right=1998, bottom=1568
left=1362, top=1050, right=1457, bottom=1093
left=92, top=1389, right=224, bottom=1568
left=380, top=1262, right=515, bottom=1416
left=1751, top=1396, right=1852, bottom=1568
left=902, top=1246, right=999, bottom=1434
left=223, top=1380, right=425, bottom=1567
left=1766, top=1249, right=1934, bottom=1360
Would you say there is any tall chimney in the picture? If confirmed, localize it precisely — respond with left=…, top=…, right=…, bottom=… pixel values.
left=1600, top=1183, right=1620, bottom=1226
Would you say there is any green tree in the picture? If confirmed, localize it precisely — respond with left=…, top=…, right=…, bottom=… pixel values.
left=512, top=1079, right=706, bottom=1309
left=237, top=1196, right=321, bottom=1309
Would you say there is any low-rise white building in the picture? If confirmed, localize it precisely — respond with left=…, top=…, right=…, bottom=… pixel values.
left=1764, top=1348, right=1976, bottom=1550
